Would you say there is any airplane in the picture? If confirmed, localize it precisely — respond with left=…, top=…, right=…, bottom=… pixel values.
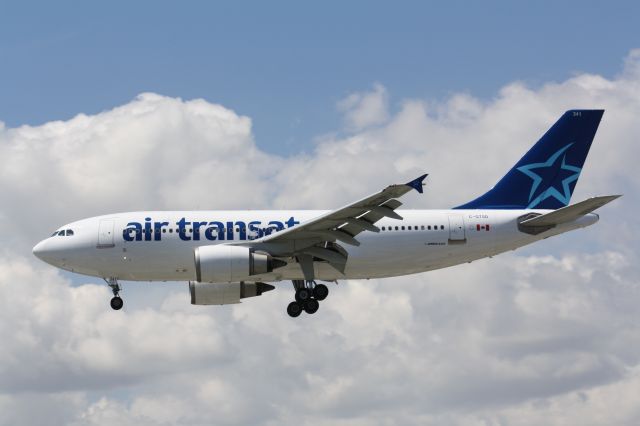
left=32, top=109, right=620, bottom=317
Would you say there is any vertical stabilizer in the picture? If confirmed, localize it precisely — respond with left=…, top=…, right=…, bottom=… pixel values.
left=455, top=110, right=604, bottom=210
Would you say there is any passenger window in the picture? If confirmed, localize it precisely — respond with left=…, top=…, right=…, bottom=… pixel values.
left=395, top=226, right=399, bottom=231
left=381, top=226, right=385, bottom=231
left=441, top=225, right=444, bottom=230
left=421, top=225, right=425, bottom=230
left=401, top=226, right=405, bottom=230
left=66, top=230, right=74, bottom=236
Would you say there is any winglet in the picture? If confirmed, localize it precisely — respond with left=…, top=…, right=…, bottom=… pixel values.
left=406, top=174, right=428, bottom=194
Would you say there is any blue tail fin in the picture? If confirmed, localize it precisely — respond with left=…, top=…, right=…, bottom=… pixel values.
left=455, top=110, right=604, bottom=210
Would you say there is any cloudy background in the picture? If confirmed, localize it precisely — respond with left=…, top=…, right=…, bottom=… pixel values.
left=1, top=3, right=640, bottom=425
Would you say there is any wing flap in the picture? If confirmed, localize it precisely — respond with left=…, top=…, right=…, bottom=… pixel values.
left=301, top=246, right=348, bottom=265
left=339, top=200, right=402, bottom=235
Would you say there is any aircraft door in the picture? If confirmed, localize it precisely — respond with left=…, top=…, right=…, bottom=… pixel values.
left=448, top=215, right=466, bottom=243
left=98, top=219, right=116, bottom=248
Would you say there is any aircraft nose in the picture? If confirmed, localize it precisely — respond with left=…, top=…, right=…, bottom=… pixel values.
left=32, top=240, right=50, bottom=261
left=33, top=233, right=85, bottom=269
left=33, top=239, right=64, bottom=265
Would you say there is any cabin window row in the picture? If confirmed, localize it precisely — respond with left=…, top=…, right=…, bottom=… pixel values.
left=127, top=225, right=445, bottom=235
left=380, top=225, right=444, bottom=231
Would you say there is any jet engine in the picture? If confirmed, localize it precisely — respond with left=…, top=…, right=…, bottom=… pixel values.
left=189, top=281, right=275, bottom=305
left=194, top=245, right=283, bottom=283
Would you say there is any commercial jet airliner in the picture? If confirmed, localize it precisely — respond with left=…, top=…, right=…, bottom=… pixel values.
left=33, top=110, right=620, bottom=317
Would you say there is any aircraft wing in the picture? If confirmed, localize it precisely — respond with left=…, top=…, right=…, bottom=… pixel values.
left=520, top=195, right=621, bottom=227
left=245, top=174, right=427, bottom=273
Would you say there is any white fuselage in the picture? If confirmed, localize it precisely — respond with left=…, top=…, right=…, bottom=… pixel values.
left=32, top=209, right=598, bottom=283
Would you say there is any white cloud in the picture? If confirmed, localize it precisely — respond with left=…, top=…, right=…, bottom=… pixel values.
left=0, top=93, right=283, bottom=253
left=337, top=83, right=389, bottom=131
left=1, top=52, right=640, bottom=425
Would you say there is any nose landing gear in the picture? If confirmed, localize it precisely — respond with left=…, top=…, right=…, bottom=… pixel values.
left=104, top=277, right=123, bottom=310
left=287, top=280, right=329, bottom=317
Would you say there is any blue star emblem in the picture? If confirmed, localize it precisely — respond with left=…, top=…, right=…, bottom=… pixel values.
left=516, top=143, right=582, bottom=209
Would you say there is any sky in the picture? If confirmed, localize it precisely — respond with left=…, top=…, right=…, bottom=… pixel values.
left=1, top=1, right=640, bottom=425
left=2, top=1, right=639, bottom=153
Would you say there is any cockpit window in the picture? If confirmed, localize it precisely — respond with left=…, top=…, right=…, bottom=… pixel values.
left=66, top=229, right=74, bottom=236
left=58, top=230, right=65, bottom=236
left=52, top=231, right=59, bottom=237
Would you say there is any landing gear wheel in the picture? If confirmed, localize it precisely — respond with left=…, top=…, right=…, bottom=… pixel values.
left=295, top=288, right=311, bottom=302
left=304, top=299, right=320, bottom=314
left=105, top=278, right=123, bottom=311
left=313, top=284, right=329, bottom=301
left=110, top=296, right=123, bottom=310
left=287, top=301, right=303, bottom=317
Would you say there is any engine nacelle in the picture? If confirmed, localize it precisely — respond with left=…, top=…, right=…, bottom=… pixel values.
left=194, top=245, right=276, bottom=283
left=189, top=281, right=275, bottom=305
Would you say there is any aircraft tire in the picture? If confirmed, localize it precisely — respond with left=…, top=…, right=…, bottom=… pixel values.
left=313, top=284, right=329, bottom=301
left=110, top=296, right=124, bottom=310
left=295, top=288, right=311, bottom=302
left=303, top=299, right=319, bottom=314
left=287, top=301, right=303, bottom=317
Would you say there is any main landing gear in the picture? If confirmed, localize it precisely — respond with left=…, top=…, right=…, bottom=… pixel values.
left=287, top=280, right=329, bottom=318
left=104, top=277, right=123, bottom=310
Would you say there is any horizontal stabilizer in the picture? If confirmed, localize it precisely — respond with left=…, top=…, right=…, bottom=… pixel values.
left=520, top=195, right=621, bottom=227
